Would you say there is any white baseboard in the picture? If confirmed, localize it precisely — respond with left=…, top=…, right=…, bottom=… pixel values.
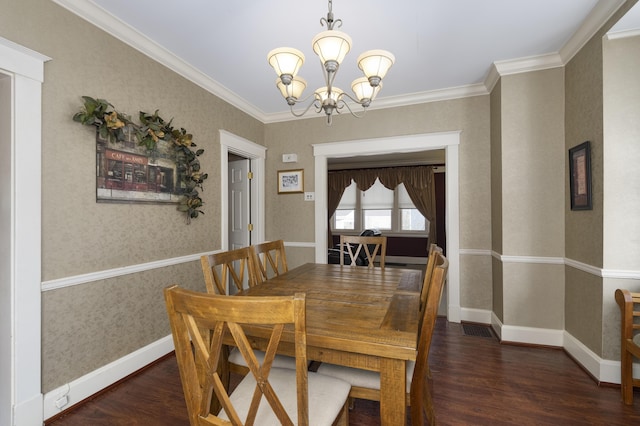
left=500, top=323, right=564, bottom=347
left=460, top=307, right=492, bottom=324
left=490, top=311, right=564, bottom=346
left=43, top=335, right=174, bottom=420
left=562, top=330, right=635, bottom=385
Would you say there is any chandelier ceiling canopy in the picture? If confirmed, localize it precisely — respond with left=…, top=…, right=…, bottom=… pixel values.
left=267, top=0, right=395, bottom=125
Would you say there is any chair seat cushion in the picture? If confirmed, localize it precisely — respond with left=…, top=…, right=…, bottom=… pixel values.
left=218, top=367, right=351, bottom=425
left=316, top=360, right=415, bottom=392
left=228, top=347, right=297, bottom=370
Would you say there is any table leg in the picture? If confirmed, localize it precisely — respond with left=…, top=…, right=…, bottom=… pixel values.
left=379, top=358, right=406, bottom=426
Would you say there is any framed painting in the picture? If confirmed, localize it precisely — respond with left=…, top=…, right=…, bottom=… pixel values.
left=95, top=126, right=184, bottom=204
left=569, top=141, right=592, bottom=210
left=277, top=169, right=304, bottom=194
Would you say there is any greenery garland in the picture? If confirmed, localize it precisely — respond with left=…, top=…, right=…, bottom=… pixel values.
left=73, top=96, right=208, bottom=223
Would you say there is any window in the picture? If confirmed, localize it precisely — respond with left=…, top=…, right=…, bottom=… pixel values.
left=334, top=182, right=356, bottom=230
left=398, top=183, right=425, bottom=231
left=332, top=179, right=428, bottom=234
left=361, top=179, right=393, bottom=230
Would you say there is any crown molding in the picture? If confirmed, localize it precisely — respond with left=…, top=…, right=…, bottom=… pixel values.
left=53, top=0, right=629, bottom=125
left=51, top=0, right=269, bottom=123
left=493, top=52, right=564, bottom=77
left=605, top=27, right=640, bottom=40
left=559, top=0, right=627, bottom=63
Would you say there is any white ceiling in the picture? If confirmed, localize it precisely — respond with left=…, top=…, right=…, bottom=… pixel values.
left=56, top=0, right=639, bottom=123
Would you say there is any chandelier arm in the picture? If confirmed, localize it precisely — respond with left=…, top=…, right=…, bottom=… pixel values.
left=289, top=98, right=321, bottom=118
left=340, top=92, right=367, bottom=106
left=286, top=91, right=317, bottom=106
left=336, top=96, right=367, bottom=119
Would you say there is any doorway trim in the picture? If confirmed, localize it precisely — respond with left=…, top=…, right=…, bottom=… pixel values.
left=0, top=36, right=50, bottom=425
left=313, top=131, right=461, bottom=322
left=220, top=130, right=266, bottom=249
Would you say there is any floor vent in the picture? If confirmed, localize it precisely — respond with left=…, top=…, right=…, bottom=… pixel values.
left=462, top=323, right=494, bottom=339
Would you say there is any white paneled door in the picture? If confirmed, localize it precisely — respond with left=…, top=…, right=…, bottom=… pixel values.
left=229, top=158, right=251, bottom=250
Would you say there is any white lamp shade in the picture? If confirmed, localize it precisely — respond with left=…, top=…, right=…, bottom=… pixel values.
left=351, top=77, right=382, bottom=102
left=315, top=86, right=344, bottom=103
left=267, top=47, right=305, bottom=78
left=357, top=49, right=395, bottom=80
left=276, top=76, right=307, bottom=100
left=312, top=30, right=352, bottom=65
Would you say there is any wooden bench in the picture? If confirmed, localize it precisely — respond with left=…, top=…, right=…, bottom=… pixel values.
left=614, top=288, right=640, bottom=405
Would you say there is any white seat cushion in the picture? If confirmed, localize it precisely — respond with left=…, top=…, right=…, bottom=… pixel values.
left=228, top=347, right=297, bottom=370
left=316, top=360, right=415, bottom=392
left=218, top=367, right=351, bottom=425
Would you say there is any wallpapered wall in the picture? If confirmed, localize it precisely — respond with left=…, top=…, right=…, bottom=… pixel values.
left=1, top=0, right=263, bottom=392
left=564, top=2, right=640, bottom=359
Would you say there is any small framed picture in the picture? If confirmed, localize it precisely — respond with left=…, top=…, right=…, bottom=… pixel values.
left=277, top=169, right=304, bottom=194
left=569, top=141, right=592, bottom=210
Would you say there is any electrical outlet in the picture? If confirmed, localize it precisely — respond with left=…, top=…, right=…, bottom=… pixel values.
left=55, top=395, right=69, bottom=409
left=304, top=192, right=315, bottom=201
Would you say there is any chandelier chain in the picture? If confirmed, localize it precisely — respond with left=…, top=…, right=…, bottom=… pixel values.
left=321, top=0, right=342, bottom=30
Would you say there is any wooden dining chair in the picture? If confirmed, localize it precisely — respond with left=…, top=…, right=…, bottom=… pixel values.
left=317, top=252, right=449, bottom=425
left=421, top=244, right=444, bottom=316
left=164, top=285, right=351, bottom=426
left=339, top=235, right=387, bottom=269
left=200, top=247, right=260, bottom=295
left=614, top=288, right=640, bottom=405
left=253, top=239, right=288, bottom=282
left=201, top=246, right=296, bottom=375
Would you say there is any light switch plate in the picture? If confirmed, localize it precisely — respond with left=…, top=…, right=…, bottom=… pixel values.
left=304, top=192, right=315, bottom=201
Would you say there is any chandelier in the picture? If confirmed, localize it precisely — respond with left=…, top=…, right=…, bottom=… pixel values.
left=267, top=0, right=395, bottom=125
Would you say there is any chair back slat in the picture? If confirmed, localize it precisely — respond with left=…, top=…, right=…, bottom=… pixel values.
left=164, top=285, right=309, bottom=425
left=253, top=240, right=289, bottom=282
left=420, top=244, right=443, bottom=316
left=201, top=247, right=260, bottom=295
left=339, top=235, right=387, bottom=269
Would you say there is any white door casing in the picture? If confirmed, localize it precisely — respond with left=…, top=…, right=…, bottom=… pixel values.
left=220, top=130, right=266, bottom=250
left=0, top=36, right=50, bottom=426
left=313, top=132, right=461, bottom=323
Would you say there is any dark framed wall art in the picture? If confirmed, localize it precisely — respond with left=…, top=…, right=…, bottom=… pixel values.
left=569, top=141, right=592, bottom=210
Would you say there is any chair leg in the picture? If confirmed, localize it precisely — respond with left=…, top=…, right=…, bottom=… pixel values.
left=621, top=348, right=634, bottom=405
left=425, top=378, right=436, bottom=425
left=333, top=401, right=349, bottom=426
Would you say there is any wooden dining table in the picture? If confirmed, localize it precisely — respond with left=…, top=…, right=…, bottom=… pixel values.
left=234, top=262, right=423, bottom=426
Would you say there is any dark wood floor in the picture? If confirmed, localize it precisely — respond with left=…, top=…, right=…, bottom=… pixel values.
left=46, top=318, right=640, bottom=425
